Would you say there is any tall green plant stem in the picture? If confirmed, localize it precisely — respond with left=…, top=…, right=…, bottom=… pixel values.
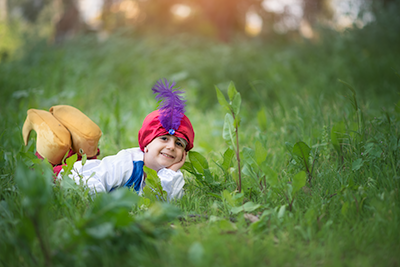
left=233, top=112, right=242, bottom=193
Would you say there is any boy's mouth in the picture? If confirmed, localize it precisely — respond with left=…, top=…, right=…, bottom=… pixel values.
left=161, top=152, right=175, bottom=159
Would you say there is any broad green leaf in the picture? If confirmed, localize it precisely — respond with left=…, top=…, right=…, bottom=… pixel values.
left=293, top=141, right=311, bottom=170
left=292, top=171, right=306, bottom=196
left=242, top=164, right=257, bottom=183
left=65, top=153, right=77, bottom=166
left=227, top=81, right=238, bottom=101
left=243, top=201, right=261, bottom=212
left=242, top=147, right=258, bottom=169
left=259, top=163, right=278, bottom=187
left=209, top=215, right=221, bottom=223
left=216, top=219, right=237, bottom=231
left=204, top=169, right=214, bottom=183
left=222, top=190, right=237, bottom=207
left=259, top=209, right=274, bottom=220
left=285, top=142, right=293, bottom=153
left=230, top=206, right=245, bottom=214
left=255, top=141, right=268, bottom=166
left=143, top=166, right=166, bottom=200
left=221, top=148, right=235, bottom=171
left=209, top=216, right=237, bottom=231
left=19, top=151, right=41, bottom=166
left=257, top=107, right=267, bottom=132
left=277, top=205, right=286, bottom=219
left=231, top=92, right=241, bottom=115
left=143, top=186, right=158, bottom=202
left=230, top=201, right=261, bottom=214
left=232, top=192, right=244, bottom=203
left=143, top=166, right=160, bottom=188
left=62, top=153, right=78, bottom=177
left=223, top=113, right=236, bottom=150
left=138, top=196, right=151, bottom=208
left=189, top=151, right=209, bottom=174
left=193, top=173, right=207, bottom=186
left=181, top=161, right=195, bottom=174
left=215, top=86, right=231, bottom=112
left=293, top=141, right=311, bottom=159
left=352, top=158, right=363, bottom=171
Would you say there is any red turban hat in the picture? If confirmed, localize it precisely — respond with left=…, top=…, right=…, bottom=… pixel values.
left=138, top=110, right=194, bottom=152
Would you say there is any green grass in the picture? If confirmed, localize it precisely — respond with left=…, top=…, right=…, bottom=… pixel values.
left=0, top=6, right=399, bottom=266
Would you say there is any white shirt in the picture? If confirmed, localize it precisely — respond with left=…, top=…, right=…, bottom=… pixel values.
left=57, top=147, right=185, bottom=200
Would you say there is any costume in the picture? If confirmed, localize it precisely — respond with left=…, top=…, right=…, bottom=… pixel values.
left=22, top=105, right=102, bottom=165
left=22, top=78, right=194, bottom=201
left=57, top=147, right=185, bottom=200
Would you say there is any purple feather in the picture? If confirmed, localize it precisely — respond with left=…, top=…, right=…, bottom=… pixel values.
left=152, top=78, right=186, bottom=133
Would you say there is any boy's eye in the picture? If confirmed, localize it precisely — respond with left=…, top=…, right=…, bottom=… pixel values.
left=176, top=141, right=183, bottom=147
left=160, top=136, right=168, bottom=141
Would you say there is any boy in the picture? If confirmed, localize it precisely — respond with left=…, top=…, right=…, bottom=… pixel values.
left=22, top=79, right=194, bottom=200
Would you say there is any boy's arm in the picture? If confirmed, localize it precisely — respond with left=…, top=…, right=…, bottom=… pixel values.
left=58, top=149, right=135, bottom=194
left=157, top=168, right=185, bottom=200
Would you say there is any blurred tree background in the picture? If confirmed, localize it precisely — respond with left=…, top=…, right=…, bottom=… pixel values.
left=2, top=0, right=399, bottom=43
left=0, top=0, right=399, bottom=113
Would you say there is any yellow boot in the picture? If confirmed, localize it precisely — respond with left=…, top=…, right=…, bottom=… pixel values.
left=22, top=109, right=72, bottom=165
left=49, top=105, right=102, bottom=158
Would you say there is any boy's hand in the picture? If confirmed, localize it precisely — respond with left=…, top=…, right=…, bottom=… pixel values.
left=167, top=151, right=187, bottom=172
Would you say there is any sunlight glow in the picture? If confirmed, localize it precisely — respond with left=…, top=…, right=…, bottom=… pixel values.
left=117, top=0, right=139, bottom=19
left=245, top=11, right=263, bottom=36
left=76, top=0, right=374, bottom=35
left=262, top=0, right=303, bottom=33
left=79, top=0, right=103, bottom=25
left=171, top=4, right=191, bottom=20
left=299, top=19, right=314, bottom=38
left=262, top=0, right=303, bottom=16
left=332, top=0, right=374, bottom=30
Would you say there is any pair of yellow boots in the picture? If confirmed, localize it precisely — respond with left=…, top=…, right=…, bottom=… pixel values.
left=22, top=105, right=102, bottom=165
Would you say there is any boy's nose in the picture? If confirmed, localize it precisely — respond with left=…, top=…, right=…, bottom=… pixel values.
left=166, top=139, right=175, bottom=150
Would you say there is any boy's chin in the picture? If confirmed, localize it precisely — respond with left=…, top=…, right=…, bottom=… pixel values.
left=158, top=158, right=177, bottom=166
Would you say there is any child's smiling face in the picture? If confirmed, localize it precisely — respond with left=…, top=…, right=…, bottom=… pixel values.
left=143, top=135, right=186, bottom=172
